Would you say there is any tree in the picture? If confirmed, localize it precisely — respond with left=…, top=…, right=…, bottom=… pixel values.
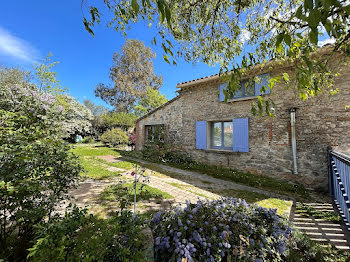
left=34, top=52, right=66, bottom=94
left=95, top=39, right=163, bottom=112
left=83, top=0, right=350, bottom=115
left=32, top=55, right=93, bottom=137
left=134, top=87, right=168, bottom=117
left=0, top=83, right=82, bottom=260
left=0, top=66, right=31, bottom=87
left=83, top=99, right=109, bottom=116
left=59, top=95, right=93, bottom=137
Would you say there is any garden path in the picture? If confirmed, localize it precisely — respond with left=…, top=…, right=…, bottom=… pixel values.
left=119, top=156, right=290, bottom=200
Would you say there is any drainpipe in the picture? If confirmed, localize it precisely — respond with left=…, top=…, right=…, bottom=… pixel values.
left=290, top=108, right=298, bottom=174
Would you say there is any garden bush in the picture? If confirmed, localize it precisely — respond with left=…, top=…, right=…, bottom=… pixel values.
left=0, top=84, right=82, bottom=260
left=100, top=128, right=129, bottom=147
left=141, top=143, right=195, bottom=165
left=82, top=136, right=95, bottom=143
left=150, top=198, right=292, bottom=262
left=28, top=206, right=146, bottom=262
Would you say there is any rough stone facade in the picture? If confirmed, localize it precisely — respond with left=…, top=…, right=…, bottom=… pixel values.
left=136, top=55, right=350, bottom=190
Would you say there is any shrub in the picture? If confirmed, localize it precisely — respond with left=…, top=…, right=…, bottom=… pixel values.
left=28, top=206, right=146, bottom=262
left=82, top=136, right=94, bottom=143
left=0, top=84, right=82, bottom=260
left=141, top=143, right=195, bottom=165
left=150, top=198, right=292, bottom=262
left=100, top=128, right=129, bottom=147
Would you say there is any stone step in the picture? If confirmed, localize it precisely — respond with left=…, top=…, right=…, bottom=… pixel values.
left=306, top=232, right=349, bottom=239
left=293, top=222, right=340, bottom=227
left=309, top=237, right=348, bottom=244
left=294, top=226, right=343, bottom=232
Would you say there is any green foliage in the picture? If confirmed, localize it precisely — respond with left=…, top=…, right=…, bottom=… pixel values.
left=95, top=39, right=163, bottom=112
left=27, top=206, right=145, bottom=262
left=83, top=99, right=109, bottom=116
left=101, top=111, right=137, bottom=130
left=0, top=83, right=82, bottom=260
left=100, top=128, right=129, bottom=147
left=141, top=143, right=195, bottom=165
left=134, top=87, right=168, bottom=117
left=286, top=230, right=350, bottom=261
left=0, top=66, right=31, bottom=86
left=34, top=52, right=66, bottom=94
left=81, top=136, right=94, bottom=143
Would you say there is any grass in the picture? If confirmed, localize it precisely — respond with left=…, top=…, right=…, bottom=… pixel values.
left=71, top=143, right=121, bottom=157
left=96, top=158, right=134, bottom=170
left=256, top=198, right=293, bottom=217
left=100, top=182, right=173, bottom=204
left=168, top=182, right=215, bottom=199
left=119, top=150, right=310, bottom=201
left=296, top=203, right=340, bottom=222
left=80, top=157, right=122, bottom=179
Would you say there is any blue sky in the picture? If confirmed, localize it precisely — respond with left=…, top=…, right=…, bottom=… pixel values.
left=0, top=0, right=221, bottom=107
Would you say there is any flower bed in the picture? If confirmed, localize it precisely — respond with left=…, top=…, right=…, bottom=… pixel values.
left=150, top=198, right=292, bottom=262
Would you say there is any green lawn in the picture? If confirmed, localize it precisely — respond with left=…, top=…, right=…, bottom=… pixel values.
left=96, top=158, right=134, bottom=170
left=79, top=157, right=122, bottom=179
left=71, top=143, right=121, bottom=157
left=100, top=182, right=173, bottom=203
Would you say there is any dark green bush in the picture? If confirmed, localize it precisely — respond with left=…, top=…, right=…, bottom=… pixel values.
left=141, top=143, right=195, bottom=165
left=82, top=136, right=94, bottom=143
left=100, top=128, right=129, bottom=147
left=28, top=206, right=146, bottom=262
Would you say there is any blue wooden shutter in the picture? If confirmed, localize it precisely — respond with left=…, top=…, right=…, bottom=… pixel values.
left=196, top=121, right=207, bottom=149
left=255, top=73, right=270, bottom=95
left=218, top=83, right=226, bottom=102
left=233, top=118, right=249, bottom=152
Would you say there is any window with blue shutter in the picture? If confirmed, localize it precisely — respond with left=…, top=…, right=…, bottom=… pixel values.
left=218, top=83, right=226, bottom=102
left=196, top=121, right=207, bottom=149
left=233, top=118, right=249, bottom=152
left=255, top=73, right=270, bottom=95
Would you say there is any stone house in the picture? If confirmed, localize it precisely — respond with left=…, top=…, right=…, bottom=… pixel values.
left=135, top=50, right=350, bottom=189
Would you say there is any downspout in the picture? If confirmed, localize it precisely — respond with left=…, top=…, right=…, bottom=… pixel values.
left=290, top=108, right=298, bottom=174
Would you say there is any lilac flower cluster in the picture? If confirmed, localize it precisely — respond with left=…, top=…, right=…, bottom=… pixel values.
left=151, top=198, right=292, bottom=262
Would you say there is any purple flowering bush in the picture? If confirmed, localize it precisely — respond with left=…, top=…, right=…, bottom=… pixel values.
left=151, top=198, right=292, bottom=262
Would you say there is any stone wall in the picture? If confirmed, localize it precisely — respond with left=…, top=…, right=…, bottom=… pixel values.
left=136, top=58, right=350, bottom=190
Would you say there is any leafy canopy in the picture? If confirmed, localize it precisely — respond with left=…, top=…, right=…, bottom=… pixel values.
left=83, top=0, right=350, bottom=115
left=134, top=87, right=168, bottom=117
left=95, top=39, right=163, bottom=113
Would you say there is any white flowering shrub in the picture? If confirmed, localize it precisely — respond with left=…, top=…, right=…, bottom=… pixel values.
left=0, top=84, right=82, bottom=260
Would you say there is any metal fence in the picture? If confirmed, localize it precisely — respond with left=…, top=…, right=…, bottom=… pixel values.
left=329, top=150, right=350, bottom=229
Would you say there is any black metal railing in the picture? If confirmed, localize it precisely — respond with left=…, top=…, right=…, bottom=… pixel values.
left=329, top=150, right=350, bottom=229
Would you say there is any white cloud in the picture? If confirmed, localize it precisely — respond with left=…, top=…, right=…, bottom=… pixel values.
left=239, top=29, right=251, bottom=44
left=318, top=38, right=336, bottom=47
left=0, top=26, right=39, bottom=63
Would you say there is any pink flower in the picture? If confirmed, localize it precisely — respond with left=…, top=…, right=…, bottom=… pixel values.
left=156, top=145, right=159, bottom=149
left=131, top=171, right=135, bottom=176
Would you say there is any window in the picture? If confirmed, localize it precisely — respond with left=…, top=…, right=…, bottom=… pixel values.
left=218, top=73, right=270, bottom=101
left=210, top=121, right=233, bottom=150
left=145, top=124, right=165, bottom=143
left=196, top=118, right=249, bottom=152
